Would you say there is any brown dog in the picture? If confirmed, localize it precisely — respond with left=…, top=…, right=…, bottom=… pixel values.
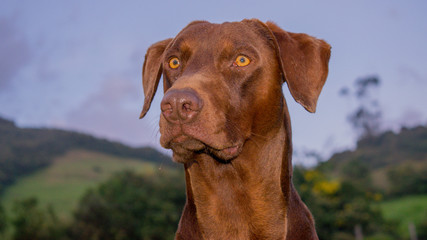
left=140, top=19, right=330, bottom=240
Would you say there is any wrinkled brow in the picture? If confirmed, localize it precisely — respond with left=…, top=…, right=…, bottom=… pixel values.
left=165, top=37, right=192, bottom=56
left=219, top=40, right=259, bottom=60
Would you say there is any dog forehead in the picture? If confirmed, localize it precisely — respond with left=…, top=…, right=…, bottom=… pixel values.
left=170, top=21, right=266, bottom=50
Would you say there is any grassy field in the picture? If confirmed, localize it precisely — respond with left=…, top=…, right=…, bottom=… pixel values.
left=380, top=194, right=427, bottom=237
left=1, top=149, right=166, bottom=221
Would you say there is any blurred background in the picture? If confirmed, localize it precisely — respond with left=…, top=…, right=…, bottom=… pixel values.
left=1, top=1, right=426, bottom=239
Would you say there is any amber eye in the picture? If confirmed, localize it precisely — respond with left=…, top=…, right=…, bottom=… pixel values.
left=169, top=57, right=180, bottom=69
left=235, top=55, right=251, bottom=67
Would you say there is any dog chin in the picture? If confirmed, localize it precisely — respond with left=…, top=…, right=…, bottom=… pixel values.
left=165, top=136, right=242, bottom=163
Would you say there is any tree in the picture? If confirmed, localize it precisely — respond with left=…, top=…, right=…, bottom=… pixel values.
left=11, top=198, right=65, bottom=240
left=387, top=164, right=427, bottom=197
left=340, top=76, right=382, bottom=139
left=0, top=203, right=7, bottom=237
left=417, top=212, right=427, bottom=240
left=70, top=170, right=186, bottom=240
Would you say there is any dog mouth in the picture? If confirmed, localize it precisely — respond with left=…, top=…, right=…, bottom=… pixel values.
left=166, top=135, right=242, bottom=162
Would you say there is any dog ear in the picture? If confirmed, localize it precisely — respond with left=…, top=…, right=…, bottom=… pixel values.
left=139, top=38, right=173, bottom=119
left=266, top=22, right=331, bottom=113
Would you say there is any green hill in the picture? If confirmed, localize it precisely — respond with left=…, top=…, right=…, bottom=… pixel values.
left=0, top=116, right=178, bottom=235
left=324, top=126, right=427, bottom=170
left=0, top=116, right=173, bottom=193
left=1, top=149, right=163, bottom=221
left=379, top=195, right=427, bottom=238
left=297, top=126, right=427, bottom=239
left=2, top=115, right=427, bottom=239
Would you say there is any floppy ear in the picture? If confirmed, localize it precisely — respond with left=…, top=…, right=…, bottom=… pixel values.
left=266, top=22, right=331, bottom=113
left=139, top=38, right=173, bottom=119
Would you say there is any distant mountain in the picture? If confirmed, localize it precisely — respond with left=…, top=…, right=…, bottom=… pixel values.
left=0, top=116, right=172, bottom=193
left=324, top=126, right=427, bottom=170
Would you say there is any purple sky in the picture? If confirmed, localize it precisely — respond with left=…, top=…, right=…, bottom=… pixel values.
left=1, top=1, right=427, bottom=165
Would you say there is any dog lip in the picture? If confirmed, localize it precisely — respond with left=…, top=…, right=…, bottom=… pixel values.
left=163, top=130, right=244, bottom=161
left=169, top=135, right=206, bottom=152
left=166, top=136, right=242, bottom=160
left=215, top=145, right=239, bottom=156
left=208, top=144, right=243, bottom=161
left=221, top=146, right=239, bottom=156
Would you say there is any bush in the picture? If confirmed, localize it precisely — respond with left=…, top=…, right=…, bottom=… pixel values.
left=11, top=198, right=65, bottom=240
left=387, top=164, right=427, bottom=197
left=69, top=170, right=186, bottom=240
left=417, top=212, right=427, bottom=240
left=293, top=166, right=396, bottom=239
left=0, top=203, right=7, bottom=236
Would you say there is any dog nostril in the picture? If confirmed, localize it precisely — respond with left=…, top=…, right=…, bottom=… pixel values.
left=182, top=103, right=191, bottom=112
left=161, top=103, right=173, bottom=114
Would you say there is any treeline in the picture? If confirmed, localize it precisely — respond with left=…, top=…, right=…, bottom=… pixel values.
left=0, top=167, right=426, bottom=240
left=324, top=126, right=427, bottom=170
left=299, top=125, right=427, bottom=239
left=0, top=117, right=172, bottom=193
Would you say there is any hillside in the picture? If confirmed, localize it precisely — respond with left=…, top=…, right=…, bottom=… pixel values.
left=319, top=125, right=427, bottom=193
left=325, top=126, right=427, bottom=169
left=0, top=116, right=172, bottom=193
left=1, top=118, right=427, bottom=239
left=1, top=149, right=162, bottom=221
left=379, top=195, right=427, bottom=237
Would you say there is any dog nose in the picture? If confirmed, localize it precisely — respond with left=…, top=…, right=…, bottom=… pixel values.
left=161, top=88, right=203, bottom=124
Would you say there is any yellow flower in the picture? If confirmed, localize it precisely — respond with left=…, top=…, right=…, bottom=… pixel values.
left=314, top=180, right=341, bottom=195
left=304, top=170, right=321, bottom=182
left=373, top=193, right=383, bottom=201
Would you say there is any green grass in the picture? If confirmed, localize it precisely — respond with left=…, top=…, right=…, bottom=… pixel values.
left=1, top=149, right=164, bottom=221
left=379, top=194, right=427, bottom=237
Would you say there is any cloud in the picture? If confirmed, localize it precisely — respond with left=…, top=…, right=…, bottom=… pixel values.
left=0, top=17, right=32, bottom=90
left=397, top=109, right=426, bottom=129
left=64, top=74, right=161, bottom=147
left=398, top=65, right=427, bottom=83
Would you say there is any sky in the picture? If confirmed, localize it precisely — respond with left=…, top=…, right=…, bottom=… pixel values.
left=1, top=1, right=427, bottom=165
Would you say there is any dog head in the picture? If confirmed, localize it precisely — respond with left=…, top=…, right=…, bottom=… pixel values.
left=140, top=19, right=330, bottom=163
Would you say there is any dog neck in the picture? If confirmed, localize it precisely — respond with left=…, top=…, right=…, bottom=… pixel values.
left=181, top=115, right=292, bottom=239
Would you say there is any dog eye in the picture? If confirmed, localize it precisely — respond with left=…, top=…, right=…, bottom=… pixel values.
left=169, top=57, right=180, bottom=69
left=234, top=55, right=251, bottom=67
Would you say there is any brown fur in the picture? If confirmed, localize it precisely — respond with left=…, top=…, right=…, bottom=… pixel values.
left=139, top=19, right=331, bottom=239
